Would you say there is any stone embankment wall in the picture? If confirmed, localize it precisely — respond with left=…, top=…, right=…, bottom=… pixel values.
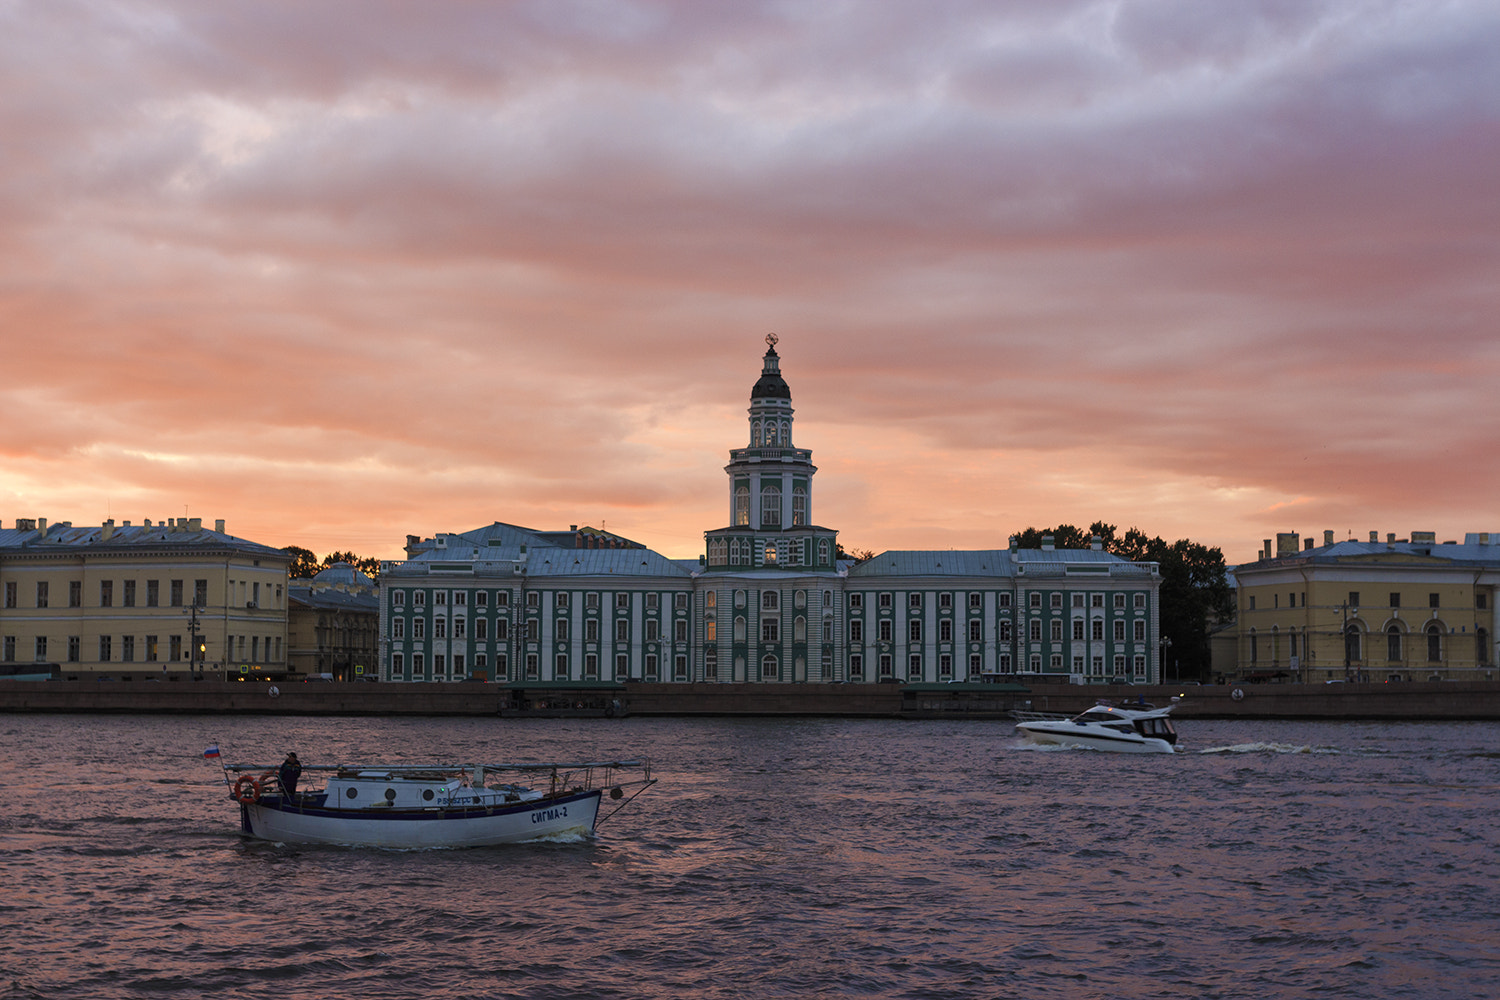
left=4, top=679, right=1500, bottom=719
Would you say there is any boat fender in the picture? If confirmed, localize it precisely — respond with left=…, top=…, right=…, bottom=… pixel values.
left=233, top=775, right=263, bottom=804
left=268, top=685, right=280, bottom=698
left=610, top=786, right=624, bottom=800
left=1231, top=687, right=1245, bottom=701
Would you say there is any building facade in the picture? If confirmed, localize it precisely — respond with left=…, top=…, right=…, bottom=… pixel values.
left=287, top=563, right=381, bottom=680
left=1232, top=530, right=1500, bottom=683
left=0, top=517, right=291, bottom=680
left=379, top=338, right=1163, bottom=685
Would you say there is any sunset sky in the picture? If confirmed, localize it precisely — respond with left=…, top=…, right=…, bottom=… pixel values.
left=4, top=1, right=1497, bottom=566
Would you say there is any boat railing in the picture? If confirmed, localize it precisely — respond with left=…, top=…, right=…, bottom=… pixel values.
left=1010, top=710, right=1069, bottom=722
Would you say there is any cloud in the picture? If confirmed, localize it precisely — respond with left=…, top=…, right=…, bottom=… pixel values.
left=2, top=0, right=1498, bottom=563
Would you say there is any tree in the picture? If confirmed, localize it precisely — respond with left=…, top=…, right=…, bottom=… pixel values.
left=281, top=547, right=383, bottom=583
left=836, top=544, right=875, bottom=563
left=283, top=546, right=320, bottom=580
left=1013, top=521, right=1233, bottom=680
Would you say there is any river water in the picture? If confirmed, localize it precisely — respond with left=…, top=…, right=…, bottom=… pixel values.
left=2, top=713, right=1497, bottom=999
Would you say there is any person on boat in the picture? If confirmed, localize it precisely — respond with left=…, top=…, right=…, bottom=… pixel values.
left=279, top=752, right=302, bottom=798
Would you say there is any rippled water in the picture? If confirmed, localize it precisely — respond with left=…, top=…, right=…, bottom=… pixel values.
left=3, top=713, right=1499, bottom=999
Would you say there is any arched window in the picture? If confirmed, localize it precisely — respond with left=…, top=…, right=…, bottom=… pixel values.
left=735, top=486, right=750, bottom=526
left=794, top=616, right=806, bottom=641
left=792, top=486, right=806, bottom=526
left=761, top=485, right=781, bottom=527
left=765, top=422, right=777, bottom=446
left=734, top=617, right=746, bottom=642
left=751, top=422, right=762, bottom=446
left=761, top=653, right=778, bottom=679
left=818, top=539, right=830, bottom=565
left=1386, top=624, right=1403, bottom=663
left=1344, top=624, right=1361, bottom=663
left=1427, top=624, right=1442, bottom=662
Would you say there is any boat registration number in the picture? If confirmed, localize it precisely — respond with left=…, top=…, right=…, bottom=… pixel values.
left=531, top=806, right=569, bottom=824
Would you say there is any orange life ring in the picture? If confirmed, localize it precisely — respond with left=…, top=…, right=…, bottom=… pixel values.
left=233, top=775, right=263, bottom=804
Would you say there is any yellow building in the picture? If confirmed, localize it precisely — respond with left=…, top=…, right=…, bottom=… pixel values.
left=0, top=516, right=291, bottom=681
left=287, top=563, right=380, bottom=680
left=1232, top=530, right=1499, bottom=683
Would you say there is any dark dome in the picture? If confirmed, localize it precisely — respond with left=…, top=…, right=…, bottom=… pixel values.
left=751, top=346, right=791, bottom=400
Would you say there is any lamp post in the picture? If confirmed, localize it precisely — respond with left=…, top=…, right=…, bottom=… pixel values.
left=1342, top=602, right=1358, bottom=682
left=185, top=604, right=204, bottom=679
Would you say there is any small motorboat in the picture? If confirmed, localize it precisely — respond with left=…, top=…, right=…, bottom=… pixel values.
left=1013, top=700, right=1179, bottom=754
left=215, top=755, right=655, bottom=848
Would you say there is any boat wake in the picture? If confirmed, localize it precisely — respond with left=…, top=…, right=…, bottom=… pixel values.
left=1197, top=742, right=1341, bottom=755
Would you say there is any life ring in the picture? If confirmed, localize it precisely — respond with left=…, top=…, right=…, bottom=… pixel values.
left=268, top=685, right=281, bottom=698
left=1231, top=688, right=1245, bottom=701
left=233, top=775, right=263, bottom=804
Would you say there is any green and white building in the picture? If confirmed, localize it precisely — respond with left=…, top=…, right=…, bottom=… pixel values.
left=379, top=338, right=1163, bottom=685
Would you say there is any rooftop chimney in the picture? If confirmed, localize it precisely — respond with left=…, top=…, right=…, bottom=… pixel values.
left=215, top=519, right=225, bottom=533
left=1369, top=530, right=1378, bottom=543
left=1324, top=530, right=1335, bottom=547
left=1304, top=537, right=1314, bottom=550
left=1262, top=539, right=1272, bottom=560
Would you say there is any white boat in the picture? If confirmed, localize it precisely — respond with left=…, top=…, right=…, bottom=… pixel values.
left=1013, top=701, right=1180, bottom=754
left=216, top=757, right=655, bottom=848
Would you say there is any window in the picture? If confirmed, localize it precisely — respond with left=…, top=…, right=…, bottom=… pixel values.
left=909, top=593, right=922, bottom=609
left=413, top=619, right=425, bottom=640
left=674, top=592, right=688, bottom=610
left=878, top=654, right=893, bottom=677
left=1348, top=591, right=1360, bottom=608
left=616, top=593, right=630, bottom=609
left=1390, top=593, right=1401, bottom=609
left=495, top=591, right=509, bottom=606
left=1050, top=620, right=1062, bottom=641
left=850, top=620, right=864, bottom=642
left=1072, top=593, right=1085, bottom=609
left=818, top=538, right=830, bottom=564
left=706, top=620, right=716, bottom=642
left=495, top=621, right=509, bottom=640
left=475, top=618, right=488, bottom=640
left=146, top=580, right=159, bottom=607
left=454, top=618, right=467, bottom=639
left=879, top=592, right=893, bottom=608
left=998, top=593, right=1011, bottom=608
left=1029, top=619, right=1041, bottom=642
left=434, top=618, right=447, bottom=640
left=908, top=654, right=922, bottom=678
left=1028, top=593, right=1041, bottom=609
left=735, top=486, right=750, bottom=526
left=939, top=593, right=952, bottom=609
left=1050, top=593, right=1062, bottom=609
left=1248, top=595, right=1257, bottom=610
left=969, top=654, right=981, bottom=675
left=585, top=593, right=599, bottom=610
left=762, top=591, right=779, bottom=611
left=1479, top=594, right=1489, bottom=610
left=1427, top=625, right=1442, bottom=662
left=171, top=580, right=184, bottom=607
left=526, top=620, right=539, bottom=641
left=1114, top=593, right=1126, bottom=609
left=555, top=620, right=569, bottom=642
left=1114, top=620, right=1126, bottom=641
left=123, top=580, right=135, bottom=607
left=36, top=582, right=49, bottom=608
left=146, top=636, right=158, bottom=661
left=761, top=654, right=778, bottom=679
left=969, top=592, right=982, bottom=609
left=475, top=591, right=489, bottom=607
left=393, top=619, right=405, bottom=640
left=968, top=620, right=981, bottom=642
left=792, top=487, right=806, bottom=526
left=34, top=636, right=48, bottom=661
left=3, top=582, right=14, bottom=608
left=645, top=620, right=659, bottom=642
left=68, top=636, right=80, bottom=662
left=762, top=619, right=779, bottom=643
left=194, top=580, right=208, bottom=607
left=526, top=592, right=539, bottom=609
left=556, top=653, right=570, bottom=679
left=1073, top=620, right=1085, bottom=641
left=1092, top=620, right=1104, bottom=641
left=1387, top=625, right=1402, bottom=662
left=122, top=636, right=135, bottom=662
left=794, top=616, right=806, bottom=641
left=1091, top=594, right=1104, bottom=608
left=939, top=620, right=952, bottom=642
left=413, top=591, right=426, bottom=607
left=849, top=593, right=863, bottom=610
left=1, top=636, right=12, bottom=662
left=675, top=620, right=689, bottom=642
left=1134, top=620, right=1146, bottom=641
left=999, top=622, right=1012, bottom=642
left=761, top=485, right=781, bottom=527
left=1429, top=593, right=1440, bottom=609
left=1478, top=629, right=1491, bottom=665
left=1134, top=593, right=1146, bottom=609
left=909, top=620, right=922, bottom=642
left=97, top=636, right=109, bottom=662
left=879, top=620, right=892, bottom=642
left=616, top=620, right=629, bottom=642
left=68, top=581, right=83, bottom=608
left=585, top=619, right=598, bottom=642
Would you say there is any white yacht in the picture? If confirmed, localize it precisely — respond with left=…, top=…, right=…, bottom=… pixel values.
left=1014, top=701, right=1179, bottom=754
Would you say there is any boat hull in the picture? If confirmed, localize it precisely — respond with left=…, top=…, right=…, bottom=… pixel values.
left=240, top=788, right=604, bottom=847
left=1015, top=722, right=1175, bottom=754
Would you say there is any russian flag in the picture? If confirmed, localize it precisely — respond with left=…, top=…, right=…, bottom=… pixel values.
left=202, top=745, right=221, bottom=759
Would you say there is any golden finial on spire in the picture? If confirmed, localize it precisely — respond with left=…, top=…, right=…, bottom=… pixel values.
left=766, top=332, right=779, bottom=349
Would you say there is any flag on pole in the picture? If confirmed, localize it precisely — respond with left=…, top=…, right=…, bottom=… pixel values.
left=202, top=745, right=221, bottom=758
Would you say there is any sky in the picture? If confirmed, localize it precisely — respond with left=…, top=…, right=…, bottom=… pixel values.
left=3, top=0, right=1498, bottom=567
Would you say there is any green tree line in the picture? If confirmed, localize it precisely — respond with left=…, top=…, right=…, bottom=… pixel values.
left=282, top=547, right=382, bottom=583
